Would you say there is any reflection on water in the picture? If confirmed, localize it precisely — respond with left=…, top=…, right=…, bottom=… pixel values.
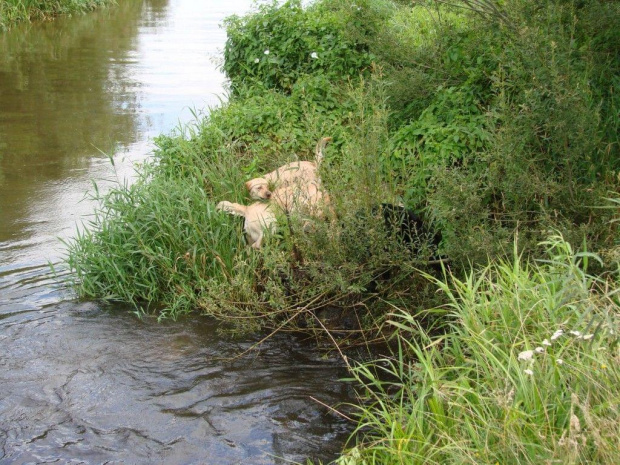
left=0, top=1, right=357, bottom=463
left=0, top=0, right=236, bottom=266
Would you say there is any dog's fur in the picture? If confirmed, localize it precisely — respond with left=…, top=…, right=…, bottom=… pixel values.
left=216, top=200, right=277, bottom=249
left=271, top=180, right=331, bottom=218
left=245, top=138, right=332, bottom=214
left=374, top=203, right=442, bottom=250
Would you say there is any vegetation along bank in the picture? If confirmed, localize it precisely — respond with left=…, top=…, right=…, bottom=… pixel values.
left=65, top=0, right=619, bottom=463
left=0, top=0, right=114, bottom=31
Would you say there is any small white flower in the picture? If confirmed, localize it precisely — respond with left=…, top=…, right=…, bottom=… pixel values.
left=556, top=359, right=564, bottom=365
left=524, top=369, right=534, bottom=376
left=582, top=334, right=593, bottom=340
left=264, top=49, right=270, bottom=55
left=551, top=329, right=564, bottom=341
left=518, top=350, right=534, bottom=361
left=535, top=347, right=545, bottom=354
left=542, top=339, right=552, bottom=346
left=570, top=330, right=581, bottom=337
left=254, top=58, right=260, bottom=63
left=310, top=51, right=318, bottom=59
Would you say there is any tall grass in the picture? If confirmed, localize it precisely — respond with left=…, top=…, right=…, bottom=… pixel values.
left=340, top=234, right=620, bottom=464
left=0, top=0, right=113, bottom=31
left=63, top=124, right=260, bottom=320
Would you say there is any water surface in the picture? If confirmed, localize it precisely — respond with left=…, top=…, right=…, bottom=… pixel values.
left=0, top=1, right=355, bottom=463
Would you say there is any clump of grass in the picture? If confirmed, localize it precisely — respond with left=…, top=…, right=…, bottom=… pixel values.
left=340, top=234, right=620, bottom=464
left=0, top=0, right=113, bottom=31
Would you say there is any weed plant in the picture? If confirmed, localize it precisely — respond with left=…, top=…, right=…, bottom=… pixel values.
left=340, top=235, right=620, bottom=464
left=0, top=0, right=113, bottom=31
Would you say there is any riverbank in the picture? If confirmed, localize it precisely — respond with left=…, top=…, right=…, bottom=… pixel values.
left=64, top=0, right=620, bottom=462
left=0, top=0, right=114, bottom=31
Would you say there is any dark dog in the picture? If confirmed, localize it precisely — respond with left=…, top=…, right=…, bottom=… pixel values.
left=373, top=203, right=442, bottom=252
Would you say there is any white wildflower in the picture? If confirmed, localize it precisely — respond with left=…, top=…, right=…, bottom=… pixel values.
left=535, top=347, right=545, bottom=354
left=524, top=369, right=534, bottom=376
left=582, top=334, right=593, bottom=340
left=518, top=350, right=534, bottom=361
left=254, top=58, right=260, bottom=63
left=551, top=329, right=564, bottom=340
left=570, top=330, right=581, bottom=337
left=310, top=51, right=318, bottom=59
left=542, top=339, right=552, bottom=346
left=264, top=49, right=270, bottom=55
left=556, top=359, right=564, bottom=365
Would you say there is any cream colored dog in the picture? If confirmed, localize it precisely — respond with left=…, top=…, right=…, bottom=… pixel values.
left=245, top=137, right=332, bottom=200
left=245, top=137, right=333, bottom=217
left=216, top=200, right=276, bottom=249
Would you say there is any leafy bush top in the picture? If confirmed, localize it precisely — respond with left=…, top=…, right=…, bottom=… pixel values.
left=222, top=0, right=373, bottom=94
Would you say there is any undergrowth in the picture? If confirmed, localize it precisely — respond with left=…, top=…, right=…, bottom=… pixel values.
left=66, top=0, right=619, bottom=328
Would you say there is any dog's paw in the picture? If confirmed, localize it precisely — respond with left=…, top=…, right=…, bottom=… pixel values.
left=216, top=201, right=233, bottom=212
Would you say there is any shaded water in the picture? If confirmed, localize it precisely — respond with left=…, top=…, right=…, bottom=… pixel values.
left=0, top=1, right=355, bottom=463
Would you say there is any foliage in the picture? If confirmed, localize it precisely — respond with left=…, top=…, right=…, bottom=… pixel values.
left=65, top=80, right=442, bottom=328
left=340, top=234, right=620, bottom=464
left=222, top=0, right=373, bottom=95
left=65, top=0, right=620, bottom=324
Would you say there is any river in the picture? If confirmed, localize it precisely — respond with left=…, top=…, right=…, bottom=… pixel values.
left=0, top=1, right=355, bottom=463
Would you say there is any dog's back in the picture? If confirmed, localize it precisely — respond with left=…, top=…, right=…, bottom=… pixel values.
left=374, top=203, right=442, bottom=250
left=263, top=137, right=332, bottom=187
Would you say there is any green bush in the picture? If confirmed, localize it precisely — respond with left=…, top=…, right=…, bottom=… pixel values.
left=222, top=0, right=373, bottom=95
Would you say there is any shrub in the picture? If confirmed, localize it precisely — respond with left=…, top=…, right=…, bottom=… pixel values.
left=222, top=0, right=373, bottom=95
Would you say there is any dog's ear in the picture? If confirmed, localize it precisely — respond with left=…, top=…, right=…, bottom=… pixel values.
left=245, top=180, right=253, bottom=191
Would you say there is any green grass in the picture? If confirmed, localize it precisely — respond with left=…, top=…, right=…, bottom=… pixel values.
left=339, top=234, right=620, bottom=464
left=0, top=0, right=114, bottom=31
left=64, top=82, right=444, bottom=329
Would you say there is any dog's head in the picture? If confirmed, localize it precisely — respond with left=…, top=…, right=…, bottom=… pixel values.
left=245, top=178, right=272, bottom=200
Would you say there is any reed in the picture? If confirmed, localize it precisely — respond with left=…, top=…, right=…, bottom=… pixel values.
left=0, top=0, right=114, bottom=31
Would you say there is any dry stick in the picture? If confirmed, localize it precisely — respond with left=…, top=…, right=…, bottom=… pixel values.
left=309, top=396, right=355, bottom=423
left=306, top=313, right=358, bottom=424
left=221, top=290, right=333, bottom=362
left=220, top=306, right=308, bottom=363
left=310, top=310, right=352, bottom=370
left=217, top=289, right=347, bottom=321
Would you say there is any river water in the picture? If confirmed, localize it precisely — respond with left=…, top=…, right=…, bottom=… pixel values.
left=0, top=1, right=355, bottom=463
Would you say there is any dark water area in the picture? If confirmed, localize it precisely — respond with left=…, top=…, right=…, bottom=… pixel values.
left=0, top=1, right=356, bottom=463
left=1, top=302, right=353, bottom=464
